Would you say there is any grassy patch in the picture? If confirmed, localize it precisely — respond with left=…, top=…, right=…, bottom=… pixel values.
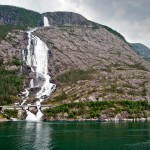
left=54, top=91, right=68, bottom=101
left=56, top=69, right=93, bottom=84
left=11, top=57, right=22, bottom=66
left=126, top=63, right=148, bottom=71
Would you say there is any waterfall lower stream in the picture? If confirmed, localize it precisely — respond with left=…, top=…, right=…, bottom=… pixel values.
left=21, top=17, right=56, bottom=121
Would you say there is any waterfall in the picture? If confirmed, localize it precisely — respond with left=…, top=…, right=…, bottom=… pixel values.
left=43, top=16, right=50, bottom=27
left=30, top=79, right=34, bottom=88
left=21, top=16, right=56, bottom=121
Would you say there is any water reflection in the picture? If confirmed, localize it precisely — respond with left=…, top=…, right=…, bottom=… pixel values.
left=1, top=121, right=150, bottom=150
left=20, top=122, right=53, bottom=150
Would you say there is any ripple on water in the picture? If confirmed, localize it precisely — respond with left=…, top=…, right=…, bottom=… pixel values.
left=0, top=121, right=150, bottom=150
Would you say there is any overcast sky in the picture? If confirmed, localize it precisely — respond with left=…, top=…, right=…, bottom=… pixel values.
left=0, top=0, right=150, bottom=48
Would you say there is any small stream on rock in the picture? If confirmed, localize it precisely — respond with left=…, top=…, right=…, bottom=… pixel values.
left=21, top=16, right=56, bottom=121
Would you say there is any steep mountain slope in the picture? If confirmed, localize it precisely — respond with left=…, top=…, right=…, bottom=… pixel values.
left=130, top=43, right=150, bottom=62
left=0, top=5, right=42, bottom=26
left=43, top=11, right=92, bottom=26
left=0, top=31, right=27, bottom=65
left=34, top=25, right=150, bottom=104
left=43, top=11, right=126, bottom=42
left=1, top=5, right=150, bottom=106
left=0, top=30, right=27, bottom=105
left=35, top=26, right=150, bottom=75
left=0, top=5, right=42, bottom=41
left=0, top=5, right=43, bottom=105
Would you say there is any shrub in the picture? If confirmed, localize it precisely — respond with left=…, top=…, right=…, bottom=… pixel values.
left=68, top=111, right=76, bottom=119
left=11, top=58, right=22, bottom=66
left=44, top=100, right=150, bottom=119
left=0, top=69, right=23, bottom=105
left=4, top=109, right=17, bottom=119
left=0, top=58, right=3, bottom=66
left=54, top=92, right=68, bottom=101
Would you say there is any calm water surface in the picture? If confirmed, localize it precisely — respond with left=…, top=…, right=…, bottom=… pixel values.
left=0, top=121, right=150, bottom=150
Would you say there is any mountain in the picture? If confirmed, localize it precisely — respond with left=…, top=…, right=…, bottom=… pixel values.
left=0, top=5, right=150, bottom=106
left=43, top=11, right=126, bottom=42
left=0, top=5, right=42, bottom=41
left=34, top=25, right=150, bottom=104
left=130, top=43, right=150, bottom=62
left=43, top=11, right=92, bottom=26
left=0, top=5, right=126, bottom=42
left=0, top=5, right=42, bottom=26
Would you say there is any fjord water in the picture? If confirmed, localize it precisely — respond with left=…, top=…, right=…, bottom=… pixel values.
left=0, top=121, right=150, bottom=150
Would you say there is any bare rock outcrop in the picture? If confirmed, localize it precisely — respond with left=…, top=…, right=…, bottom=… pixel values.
left=34, top=26, right=150, bottom=76
left=0, top=30, right=27, bottom=70
left=43, top=11, right=93, bottom=26
left=33, top=25, right=150, bottom=102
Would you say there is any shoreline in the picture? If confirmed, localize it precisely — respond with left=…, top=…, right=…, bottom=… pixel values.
left=1, top=117, right=150, bottom=122
left=0, top=118, right=8, bottom=122
left=44, top=117, right=150, bottom=122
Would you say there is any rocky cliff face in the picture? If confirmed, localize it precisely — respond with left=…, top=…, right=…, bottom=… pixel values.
left=0, top=5, right=42, bottom=26
left=0, top=29, right=27, bottom=105
left=0, top=6, right=150, bottom=105
left=34, top=25, right=150, bottom=104
left=0, top=30, right=27, bottom=70
left=43, top=12, right=93, bottom=26
left=35, top=26, right=150, bottom=75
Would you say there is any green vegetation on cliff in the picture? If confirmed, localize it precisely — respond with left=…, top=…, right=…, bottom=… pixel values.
left=3, top=109, right=18, bottom=119
left=100, top=25, right=126, bottom=42
left=0, top=5, right=149, bottom=107
left=0, top=25, right=26, bottom=41
left=0, top=5, right=42, bottom=40
left=0, top=67, right=23, bottom=105
left=0, top=5, right=42, bottom=26
left=56, top=69, right=93, bottom=85
left=0, top=5, right=128, bottom=43
left=44, top=101, right=150, bottom=120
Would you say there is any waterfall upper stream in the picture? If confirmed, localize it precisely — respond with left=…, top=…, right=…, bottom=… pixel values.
left=21, top=17, right=56, bottom=121
left=43, top=16, right=50, bottom=26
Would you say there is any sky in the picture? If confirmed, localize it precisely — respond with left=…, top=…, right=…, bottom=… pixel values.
left=0, top=0, right=150, bottom=48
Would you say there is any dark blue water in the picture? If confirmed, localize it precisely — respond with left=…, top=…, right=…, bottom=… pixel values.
left=0, top=121, right=150, bottom=150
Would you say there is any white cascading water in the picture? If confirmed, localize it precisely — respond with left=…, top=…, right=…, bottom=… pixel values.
left=21, top=16, right=56, bottom=121
left=43, top=16, right=50, bottom=27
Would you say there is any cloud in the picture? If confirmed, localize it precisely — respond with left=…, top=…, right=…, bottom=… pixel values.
left=0, top=0, right=81, bottom=13
left=0, top=0, right=150, bottom=47
left=78, top=0, right=150, bottom=47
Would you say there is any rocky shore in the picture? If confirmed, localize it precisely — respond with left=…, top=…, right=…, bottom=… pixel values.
left=0, top=118, right=8, bottom=122
left=1, top=112, right=150, bottom=122
left=44, top=115, right=150, bottom=122
left=0, top=116, right=150, bottom=122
